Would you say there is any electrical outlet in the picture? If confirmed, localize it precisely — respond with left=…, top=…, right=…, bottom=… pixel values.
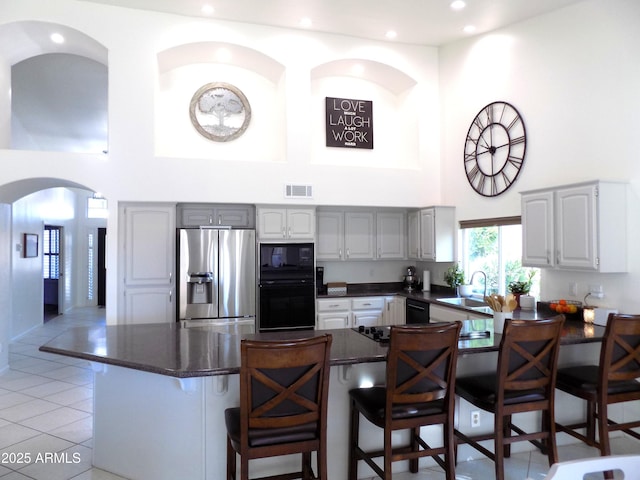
left=471, top=410, right=480, bottom=428
left=589, top=284, right=604, bottom=299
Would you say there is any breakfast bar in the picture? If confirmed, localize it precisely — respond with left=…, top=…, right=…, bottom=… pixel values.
left=40, top=319, right=605, bottom=480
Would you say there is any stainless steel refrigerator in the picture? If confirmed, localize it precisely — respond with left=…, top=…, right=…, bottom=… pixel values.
left=177, top=228, right=256, bottom=333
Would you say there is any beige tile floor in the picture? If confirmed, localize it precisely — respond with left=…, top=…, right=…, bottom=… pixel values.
left=1, top=307, right=638, bottom=480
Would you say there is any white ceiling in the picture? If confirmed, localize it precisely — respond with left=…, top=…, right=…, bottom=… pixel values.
left=80, top=0, right=585, bottom=46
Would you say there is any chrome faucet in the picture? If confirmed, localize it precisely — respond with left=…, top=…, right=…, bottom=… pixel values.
left=470, top=271, right=487, bottom=299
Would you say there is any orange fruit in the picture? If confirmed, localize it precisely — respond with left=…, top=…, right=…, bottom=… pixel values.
left=559, top=299, right=567, bottom=306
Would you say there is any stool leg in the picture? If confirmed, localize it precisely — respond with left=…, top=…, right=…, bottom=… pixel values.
left=348, top=400, right=359, bottom=480
left=586, top=399, right=596, bottom=446
left=317, top=441, right=328, bottom=480
left=597, top=400, right=611, bottom=456
left=444, top=418, right=456, bottom=480
left=494, top=413, right=505, bottom=480
left=227, top=436, right=236, bottom=480
left=503, top=414, right=512, bottom=458
left=545, top=407, right=558, bottom=466
left=384, top=425, right=392, bottom=480
left=410, top=426, right=419, bottom=473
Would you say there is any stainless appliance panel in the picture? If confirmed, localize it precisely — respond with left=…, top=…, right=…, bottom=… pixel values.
left=178, top=228, right=219, bottom=320
left=219, top=229, right=256, bottom=318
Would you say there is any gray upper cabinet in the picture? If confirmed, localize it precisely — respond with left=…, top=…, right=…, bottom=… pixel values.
left=177, top=204, right=255, bottom=228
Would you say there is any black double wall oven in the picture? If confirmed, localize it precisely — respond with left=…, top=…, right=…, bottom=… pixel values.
left=258, top=243, right=315, bottom=331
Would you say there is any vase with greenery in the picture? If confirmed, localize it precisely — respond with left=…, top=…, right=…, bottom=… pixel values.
left=507, top=270, right=536, bottom=294
left=445, top=264, right=468, bottom=295
left=507, top=270, right=536, bottom=307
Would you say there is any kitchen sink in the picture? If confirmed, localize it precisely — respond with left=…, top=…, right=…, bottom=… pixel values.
left=437, top=297, right=488, bottom=308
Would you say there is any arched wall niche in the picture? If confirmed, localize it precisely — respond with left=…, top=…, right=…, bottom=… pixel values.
left=0, top=20, right=107, bottom=65
left=310, top=59, right=417, bottom=95
left=0, top=21, right=108, bottom=153
left=155, top=42, right=286, bottom=161
left=157, top=41, right=284, bottom=85
left=310, top=59, right=421, bottom=169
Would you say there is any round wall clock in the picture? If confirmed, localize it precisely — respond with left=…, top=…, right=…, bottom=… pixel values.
left=463, top=101, right=526, bottom=197
left=189, top=82, right=251, bottom=142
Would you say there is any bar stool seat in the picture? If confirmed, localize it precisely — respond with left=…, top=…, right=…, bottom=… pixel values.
left=225, top=334, right=332, bottom=480
left=348, top=322, right=462, bottom=480
left=454, top=316, right=565, bottom=480
left=555, top=313, right=640, bottom=456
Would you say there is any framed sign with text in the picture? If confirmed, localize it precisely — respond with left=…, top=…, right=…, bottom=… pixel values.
left=325, top=97, right=373, bottom=149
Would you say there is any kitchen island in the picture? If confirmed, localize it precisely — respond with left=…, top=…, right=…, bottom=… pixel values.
left=40, top=319, right=604, bottom=480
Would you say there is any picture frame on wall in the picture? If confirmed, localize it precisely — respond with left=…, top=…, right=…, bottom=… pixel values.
left=23, top=233, right=38, bottom=258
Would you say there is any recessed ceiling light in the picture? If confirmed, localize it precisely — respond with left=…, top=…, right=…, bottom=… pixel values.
left=463, top=25, right=476, bottom=34
left=50, top=33, right=65, bottom=44
left=450, top=1, right=466, bottom=10
left=385, top=30, right=397, bottom=39
left=299, top=17, right=312, bottom=28
left=201, top=4, right=214, bottom=15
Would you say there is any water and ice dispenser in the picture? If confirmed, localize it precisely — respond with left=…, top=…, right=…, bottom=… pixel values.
left=186, top=272, right=213, bottom=305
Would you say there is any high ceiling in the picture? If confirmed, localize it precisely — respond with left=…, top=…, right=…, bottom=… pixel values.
left=81, top=0, right=585, bottom=46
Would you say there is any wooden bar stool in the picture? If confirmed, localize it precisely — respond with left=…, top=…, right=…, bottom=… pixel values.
left=348, top=322, right=462, bottom=480
left=555, top=313, right=640, bottom=456
left=225, top=334, right=332, bottom=480
left=454, top=316, right=565, bottom=480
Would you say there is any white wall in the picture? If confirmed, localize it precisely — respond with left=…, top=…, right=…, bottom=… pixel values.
left=439, top=0, right=640, bottom=312
left=1, top=0, right=639, bottom=323
left=0, top=204, right=11, bottom=372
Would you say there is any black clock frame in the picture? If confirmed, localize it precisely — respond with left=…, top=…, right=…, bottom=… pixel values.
left=463, top=101, right=526, bottom=197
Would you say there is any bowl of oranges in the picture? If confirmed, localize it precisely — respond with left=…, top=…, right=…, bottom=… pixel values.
left=548, top=299, right=581, bottom=315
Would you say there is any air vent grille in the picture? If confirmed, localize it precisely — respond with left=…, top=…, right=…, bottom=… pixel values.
left=284, top=184, right=313, bottom=199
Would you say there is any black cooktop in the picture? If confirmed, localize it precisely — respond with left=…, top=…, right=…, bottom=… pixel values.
left=353, top=326, right=391, bottom=343
left=353, top=325, right=491, bottom=344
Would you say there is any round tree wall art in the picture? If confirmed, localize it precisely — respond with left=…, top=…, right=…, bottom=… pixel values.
left=189, top=82, right=251, bottom=142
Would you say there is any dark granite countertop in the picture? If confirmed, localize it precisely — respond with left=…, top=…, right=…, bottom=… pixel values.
left=40, top=318, right=604, bottom=378
left=318, top=282, right=582, bottom=321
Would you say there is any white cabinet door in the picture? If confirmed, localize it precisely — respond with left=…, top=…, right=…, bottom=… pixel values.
left=353, top=311, right=383, bottom=327
left=419, top=207, right=455, bottom=262
left=258, top=207, right=315, bottom=241
left=317, top=211, right=344, bottom=260
left=344, top=212, right=375, bottom=260
left=383, top=296, right=406, bottom=325
left=376, top=212, right=406, bottom=259
left=429, top=305, right=469, bottom=323
left=407, top=211, right=420, bottom=259
left=119, top=204, right=176, bottom=324
left=317, top=312, right=350, bottom=330
left=258, top=208, right=288, bottom=240
left=521, top=181, right=626, bottom=272
left=287, top=208, right=316, bottom=240
left=522, top=191, right=555, bottom=267
left=123, top=288, right=174, bottom=324
left=556, top=184, right=597, bottom=270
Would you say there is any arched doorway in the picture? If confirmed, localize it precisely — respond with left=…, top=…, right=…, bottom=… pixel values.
left=0, top=178, right=108, bottom=340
